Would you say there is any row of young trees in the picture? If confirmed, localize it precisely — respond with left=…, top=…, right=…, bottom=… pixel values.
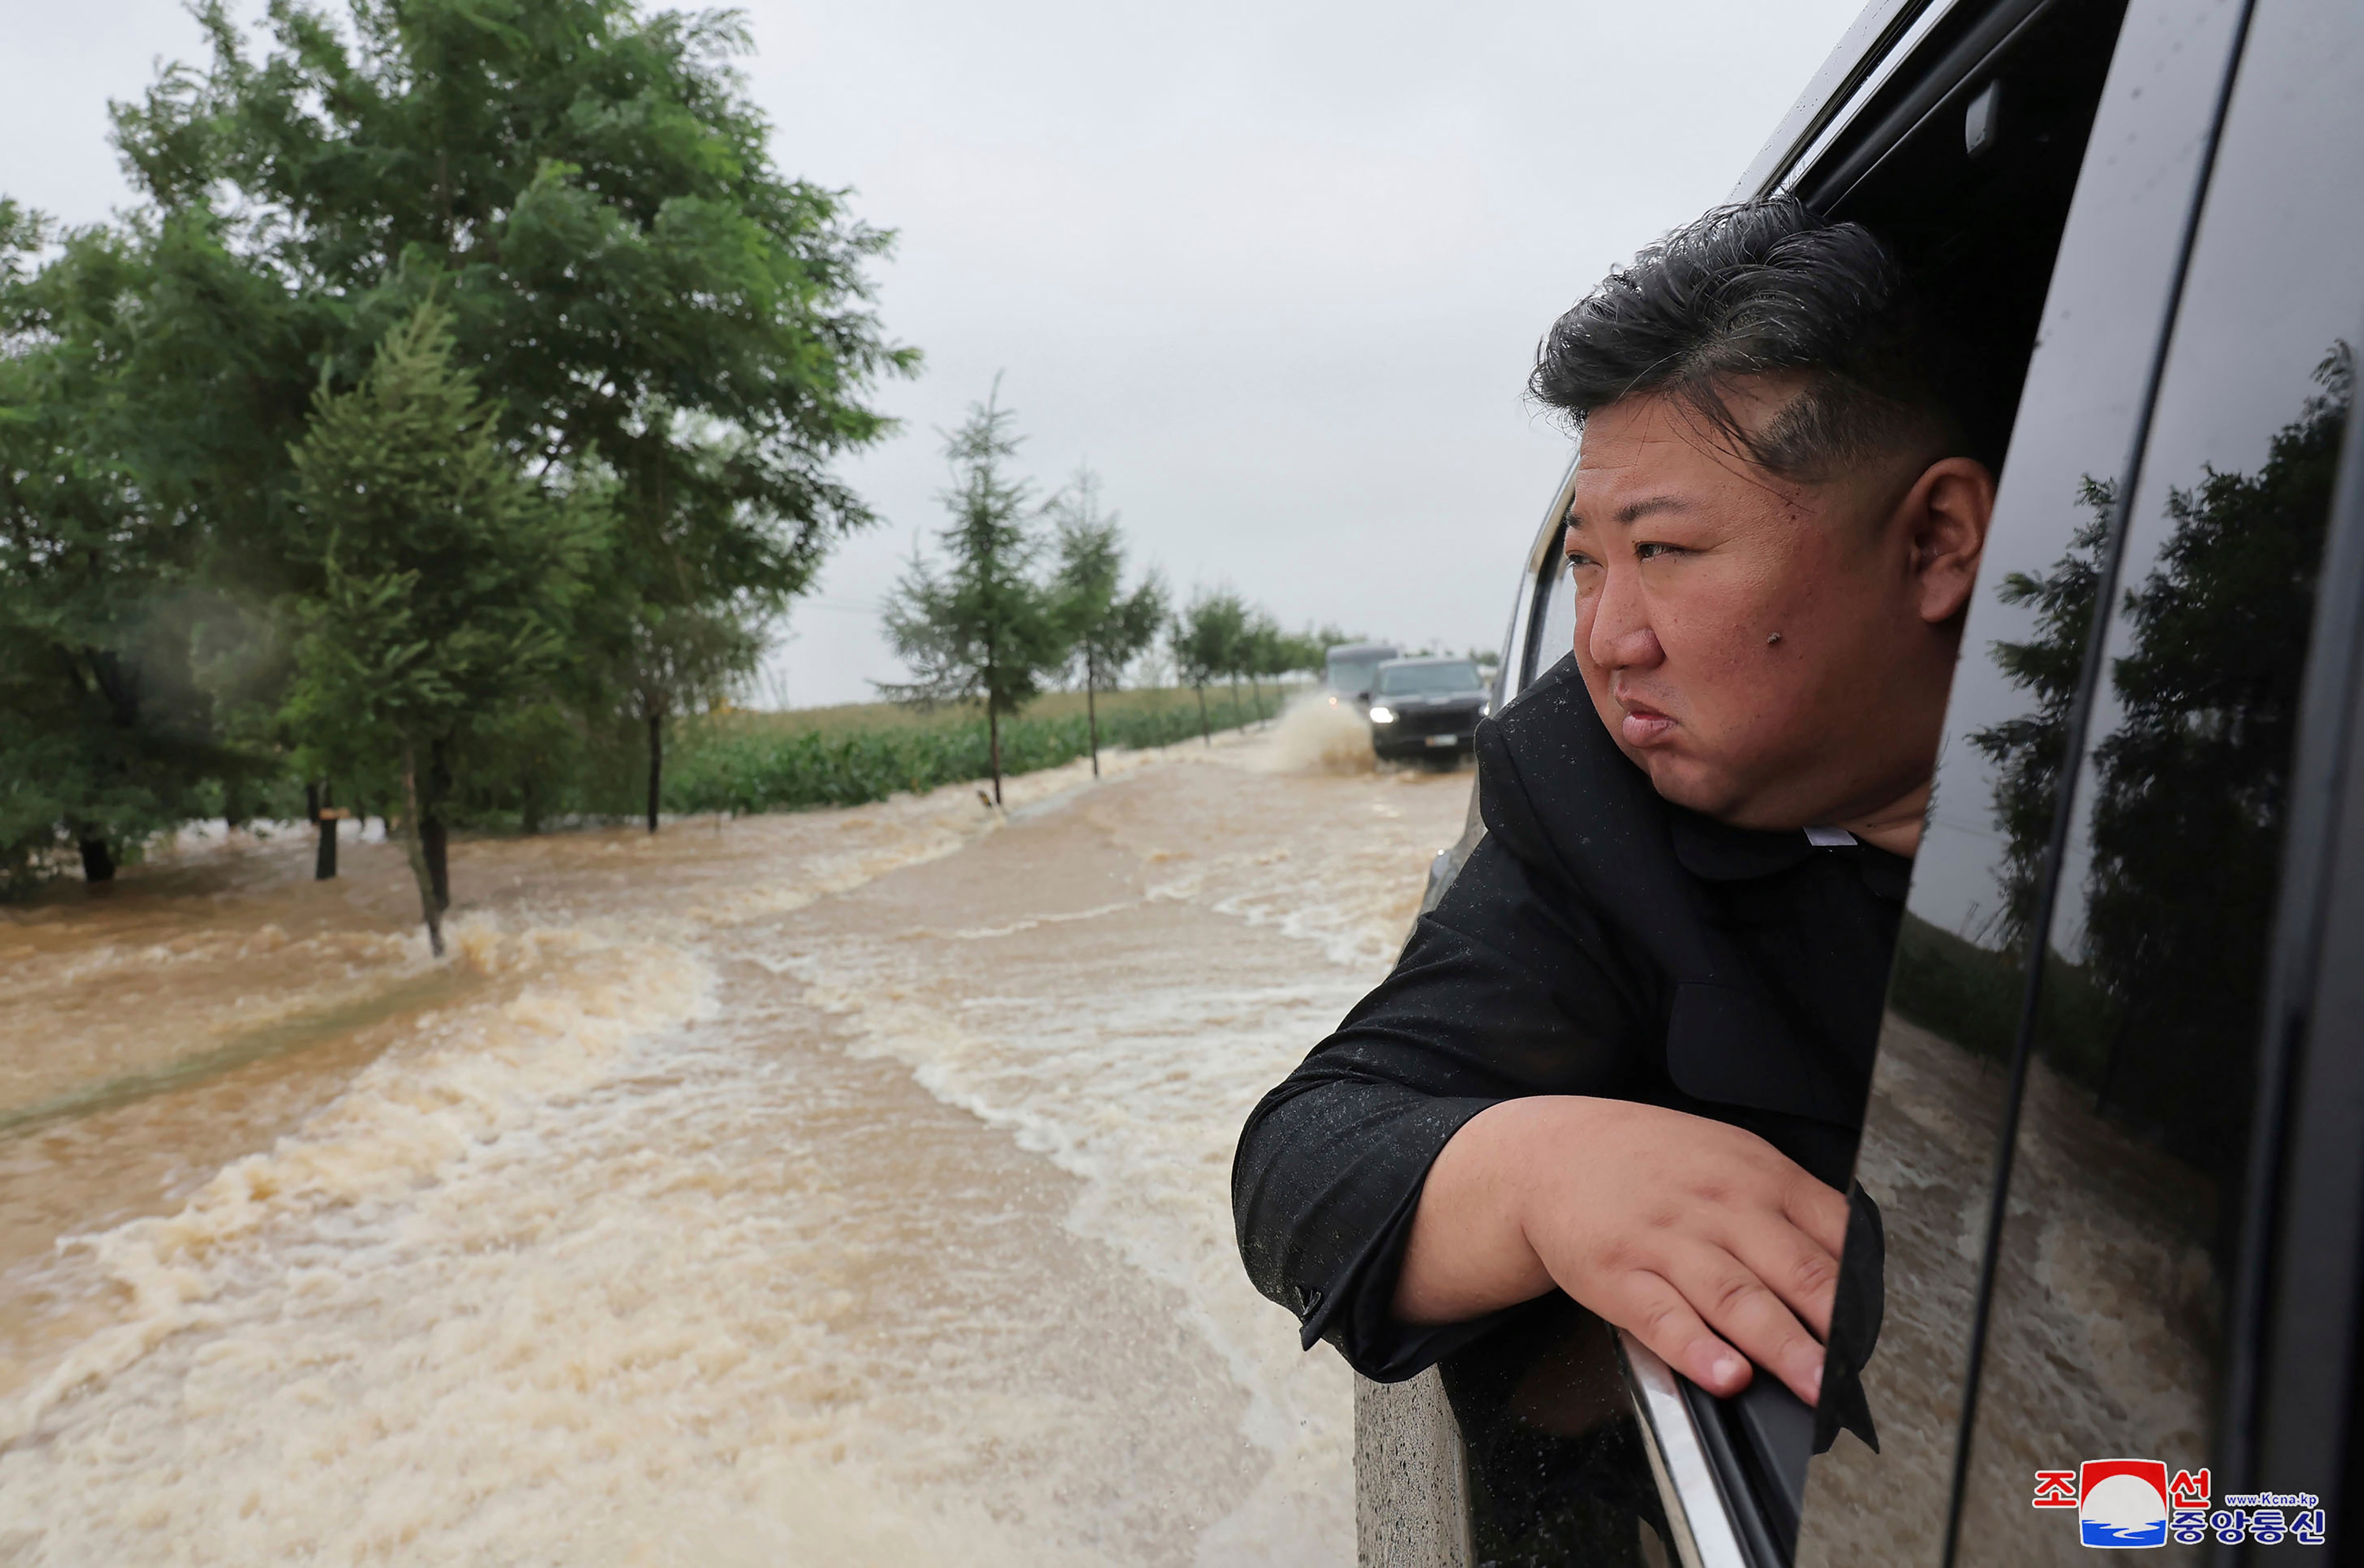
left=1169, top=586, right=1334, bottom=746
left=881, top=389, right=1333, bottom=802
left=0, top=0, right=912, bottom=945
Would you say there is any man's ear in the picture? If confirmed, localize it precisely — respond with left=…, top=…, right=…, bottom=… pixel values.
left=1898, top=457, right=1996, bottom=624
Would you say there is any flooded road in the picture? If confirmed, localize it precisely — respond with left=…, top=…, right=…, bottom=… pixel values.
left=0, top=719, right=1470, bottom=1565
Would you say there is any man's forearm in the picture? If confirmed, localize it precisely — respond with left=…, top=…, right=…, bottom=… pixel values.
left=1391, top=1097, right=1569, bottom=1325
left=1389, top=1092, right=1849, bottom=1404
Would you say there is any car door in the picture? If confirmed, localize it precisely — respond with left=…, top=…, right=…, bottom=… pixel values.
left=1896, top=0, right=2364, bottom=1561
left=1785, top=0, right=2261, bottom=1559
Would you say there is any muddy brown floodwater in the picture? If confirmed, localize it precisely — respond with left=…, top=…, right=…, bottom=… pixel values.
left=0, top=713, right=1469, bottom=1567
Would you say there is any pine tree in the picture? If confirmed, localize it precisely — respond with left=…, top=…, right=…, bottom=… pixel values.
left=878, top=385, right=1065, bottom=804
left=282, top=301, right=603, bottom=953
left=1049, top=468, right=1167, bottom=776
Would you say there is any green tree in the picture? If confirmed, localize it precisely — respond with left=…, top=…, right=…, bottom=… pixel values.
left=282, top=302, right=603, bottom=954
left=105, top=0, right=913, bottom=821
left=878, top=387, right=1065, bottom=804
left=1173, top=590, right=1250, bottom=743
left=0, top=201, right=314, bottom=890
left=583, top=602, right=763, bottom=833
left=1240, top=611, right=1328, bottom=725
left=1048, top=468, right=1167, bottom=777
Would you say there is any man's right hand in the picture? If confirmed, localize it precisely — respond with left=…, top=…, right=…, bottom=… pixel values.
left=1392, top=1095, right=1850, bottom=1406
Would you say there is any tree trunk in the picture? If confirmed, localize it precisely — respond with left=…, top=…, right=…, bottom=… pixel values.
left=1227, top=674, right=1243, bottom=729
left=423, top=817, right=450, bottom=910
left=1086, top=651, right=1101, bottom=778
left=78, top=837, right=115, bottom=884
left=988, top=704, right=1004, bottom=805
left=425, top=740, right=451, bottom=910
left=646, top=711, right=663, bottom=834
left=1249, top=672, right=1265, bottom=727
left=314, top=781, right=338, bottom=881
left=402, top=744, right=446, bottom=958
left=1196, top=683, right=1210, bottom=745
left=520, top=773, right=542, bottom=837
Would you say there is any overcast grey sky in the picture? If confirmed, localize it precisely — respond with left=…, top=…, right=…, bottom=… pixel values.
left=5, top=0, right=1865, bottom=706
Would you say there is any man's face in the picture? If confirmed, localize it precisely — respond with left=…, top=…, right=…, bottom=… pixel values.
left=1562, top=382, right=1984, bottom=832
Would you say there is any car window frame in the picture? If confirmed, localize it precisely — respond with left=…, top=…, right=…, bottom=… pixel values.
left=1497, top=459, right=1581, bottom=707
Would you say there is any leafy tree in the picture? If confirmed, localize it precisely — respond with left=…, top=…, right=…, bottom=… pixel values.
left=583, top=601, right=763, bottom=833
left=1239, top=612, right=1328, bottom=725
left=103, top=0, right=913, bottom=823
left=282, top=302, right=603, bottom=954
left=1203, top=590, right=1264, bottom=727
left=1172, top=590, right=1248, bottom=744
left=0, top=202, right=312, bottom=889
left=1048, top=468, right=1166, bottom=776
left=878, top=387, right=1065, bottom=804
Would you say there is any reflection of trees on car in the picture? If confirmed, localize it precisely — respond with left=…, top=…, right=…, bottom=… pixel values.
left=1884, top=486, right=2112, bottom=1068
left=1972, top=490, right=2113, bottom=951
left=1932, top=350, right=2351, bottom=1179
left=2075, top=350, right=2348, bottom=1170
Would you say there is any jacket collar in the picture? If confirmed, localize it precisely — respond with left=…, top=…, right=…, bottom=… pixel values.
left=1667, top=809, right=1819, bottom=882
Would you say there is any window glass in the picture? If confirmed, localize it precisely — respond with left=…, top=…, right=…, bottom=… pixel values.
left=1377, top=661, right=1484, bottom=696
left=1793, top=0, right=2251, bottom=1561
left=1327, top=651, right=1394, bottom=695
left=1529, top=545, right=1576, bottom=688
left=1950, top=2, right=2364, bottom=1560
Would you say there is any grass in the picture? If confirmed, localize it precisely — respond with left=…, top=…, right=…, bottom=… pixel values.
left=666, top=683, right=1304, bottom=815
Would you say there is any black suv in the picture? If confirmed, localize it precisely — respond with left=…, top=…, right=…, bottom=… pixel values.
left=1368, top=657, right=1490, bottom=765
left=1359, top=0, right=2364, bottom=1564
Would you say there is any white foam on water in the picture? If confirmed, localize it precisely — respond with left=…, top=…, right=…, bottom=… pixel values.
left=768, top=741, right=1470, bottom=1565
left=0, top=914, right=716, bottom=1451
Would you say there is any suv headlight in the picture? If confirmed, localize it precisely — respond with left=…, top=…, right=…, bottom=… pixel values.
left=1369, top=705, right=1396, bottom=724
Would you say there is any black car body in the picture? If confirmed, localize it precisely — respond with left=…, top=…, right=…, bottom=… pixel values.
left=1356, top=1, right=2364, bottom=1565
left=1368, top=657, right=1490, bottom=764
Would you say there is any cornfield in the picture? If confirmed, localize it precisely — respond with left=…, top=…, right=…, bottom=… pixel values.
left=666, top=700, right=1245, bottom=815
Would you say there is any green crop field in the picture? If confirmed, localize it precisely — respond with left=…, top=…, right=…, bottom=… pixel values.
left=666, top=683, right=1305, bottom=815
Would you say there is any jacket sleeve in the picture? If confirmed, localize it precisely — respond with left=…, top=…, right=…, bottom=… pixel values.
left=1230, top=731, right=1654, bottom=1382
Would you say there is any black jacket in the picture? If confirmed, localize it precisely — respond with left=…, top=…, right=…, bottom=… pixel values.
left=1231, top=655, right=1905, bottom=1386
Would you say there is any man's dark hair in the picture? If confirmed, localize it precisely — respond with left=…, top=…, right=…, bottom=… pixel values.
left=1530, top=199, right=1975, bottom=483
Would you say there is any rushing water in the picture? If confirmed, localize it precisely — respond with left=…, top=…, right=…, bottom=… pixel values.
left=0, top=710, right=1468, bottom=1566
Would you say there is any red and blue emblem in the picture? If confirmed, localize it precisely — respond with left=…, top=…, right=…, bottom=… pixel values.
left=2077, top=1460, right=2170, bottom=1549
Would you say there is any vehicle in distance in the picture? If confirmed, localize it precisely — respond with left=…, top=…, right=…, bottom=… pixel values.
left=1367, top=657, right=1488, bottom=765
left=1322, top=641, right=1399, bottom=707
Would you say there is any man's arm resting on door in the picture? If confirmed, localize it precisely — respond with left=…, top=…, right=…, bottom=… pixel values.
left=1394, top=1093, right=1851, bottom=1406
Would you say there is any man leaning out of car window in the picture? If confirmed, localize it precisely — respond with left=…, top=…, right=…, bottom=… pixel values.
left=1231, top=198, right=1996, bottom=1439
